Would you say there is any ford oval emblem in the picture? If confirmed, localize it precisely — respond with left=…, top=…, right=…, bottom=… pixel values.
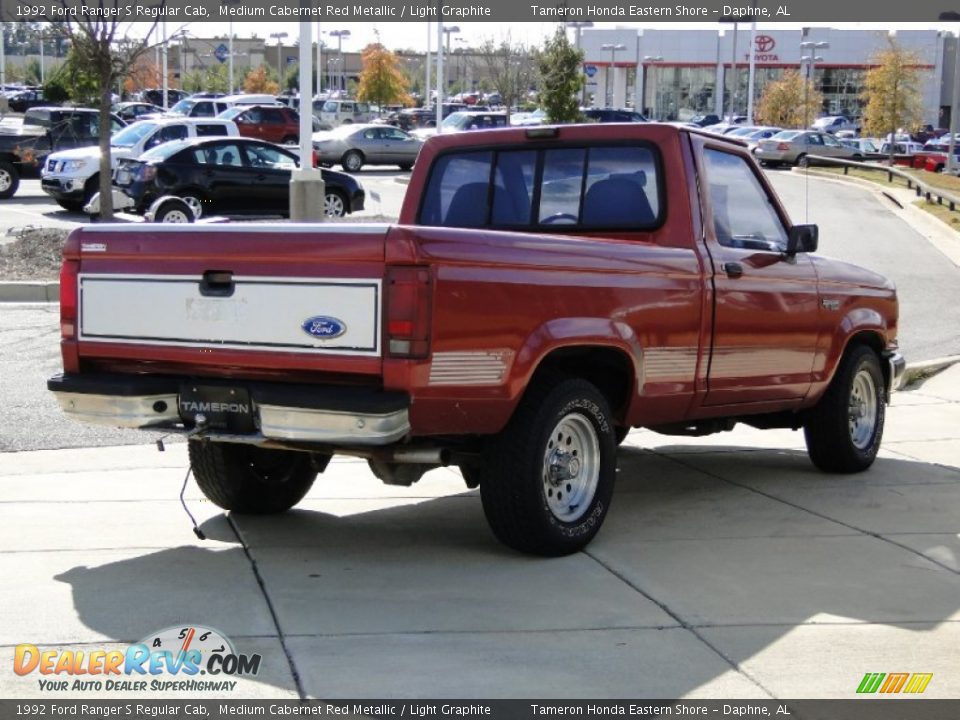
left=302, top=316, right=346, bottom=340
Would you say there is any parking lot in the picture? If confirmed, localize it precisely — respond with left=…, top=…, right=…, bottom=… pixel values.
left=2, top=156, right=960, bottom=700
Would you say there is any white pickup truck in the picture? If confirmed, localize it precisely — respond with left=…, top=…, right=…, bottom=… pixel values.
left=41, top=117, right=238, bottom=212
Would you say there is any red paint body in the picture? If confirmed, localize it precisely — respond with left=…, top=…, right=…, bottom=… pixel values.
left=59, top=124, right=899, bottom=440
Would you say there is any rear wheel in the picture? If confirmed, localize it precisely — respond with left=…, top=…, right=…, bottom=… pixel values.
left=796, top=153, right=808, bottom=167
left=804, top=344, right=886, bottom=473
left=342, top=150, right=364, bottom=172
left=189, top=441, right=321, bottom=514
left=153, top=197, right=195, bottom=223
left=479, top=372, right=616, bottom=556
left=398, top=162, right=413, bottom=171
left=0, top=161, right=20, bottom=199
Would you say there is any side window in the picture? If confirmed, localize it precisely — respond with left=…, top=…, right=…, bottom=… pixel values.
left=244, top=108, right=262, bottom=124
left=195, top=102, right=214, bottom=117
left=243, top=143, right=296, bottom=170
left=161, top=125, right=188, bottom=142
left=491, top=151, right=535, bottom=225
left=209, top=143, right=244, bottom=167
left=703, top=148, right=787, bottom=250
left=195, top=123, right=226, bottom=137
left=582, top=147, right=659, bottom=226
left=538, top=149, right=586, bottom=224
left=363, top=128, right=378, bottom=140
left=807, top=134, right=824, bottom=146
left=263, top=109, right=284, bottom=124
left=420, top=152, right=493, bottom=227
left=823, top=135, right=841, bottom=148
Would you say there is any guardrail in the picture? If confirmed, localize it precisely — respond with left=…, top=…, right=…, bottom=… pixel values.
left=805, top=155, right=960, bottom=213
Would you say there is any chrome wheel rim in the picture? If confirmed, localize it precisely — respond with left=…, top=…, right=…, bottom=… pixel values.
left=344, top=154, right=361, bottom=171
left=542, top=413, right=600, bottom=522
left=325, top=193, right=345, bottom=217
left=162, top=209, right=191, bottom=223
left=848, top=369, right=878, bottom=450
left=181, top=196, right=203, bottom=218
left=0, top=169, right=11, bottom=192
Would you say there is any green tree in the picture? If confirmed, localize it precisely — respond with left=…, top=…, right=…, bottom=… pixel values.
left=356, top=43, right=412, bottom=110
left=535, top=27, right=584, bottom=124
left=755, top=70, right=822, bottom=129
left=284, top=63, right=299, bottom=93
left=861, top=38, right=926, bottom=161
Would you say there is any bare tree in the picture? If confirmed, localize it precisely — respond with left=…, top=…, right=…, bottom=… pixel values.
left=62, top=12, right=167, bottom=219
left=473, top=35, right=536, bottom=120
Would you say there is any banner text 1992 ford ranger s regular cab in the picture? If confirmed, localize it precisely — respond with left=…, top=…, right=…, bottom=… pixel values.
left=48, top=124, right=905, bottom=556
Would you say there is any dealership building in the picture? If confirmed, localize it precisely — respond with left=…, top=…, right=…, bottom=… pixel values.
left=578, top=27, right=949, bottom=125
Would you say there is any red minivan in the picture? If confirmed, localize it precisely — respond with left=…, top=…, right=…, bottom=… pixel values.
left=218, top=105, right=300, bottom=144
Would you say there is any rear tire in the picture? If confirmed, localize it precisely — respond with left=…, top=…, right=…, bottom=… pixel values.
left=796, top=153, right=808, bottom=167
left=153, top=197, right=195, bottom=223
left=188, top=441, right=321, bottom=514
left=479, top=372, right=616, bottom=556
left=56, top=199, right=85, bottom=212
left=804, top=344, right=886, bottom=473
left=398, top=162, right=413, bottom=171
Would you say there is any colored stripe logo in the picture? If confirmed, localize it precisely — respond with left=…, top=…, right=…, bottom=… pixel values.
left=857, top=672, right=933, bottom=694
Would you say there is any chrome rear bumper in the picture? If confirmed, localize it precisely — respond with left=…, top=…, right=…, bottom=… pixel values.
left=48, top=374, right=410, bottom=446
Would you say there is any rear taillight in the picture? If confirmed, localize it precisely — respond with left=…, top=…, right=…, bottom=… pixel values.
left=59, top=233, right=81, bottom=339
left=386, top=266, right=431, bottom=358
left=777, top=142, right=791, bottom=151
left=312, top=149, right=318, bottom=168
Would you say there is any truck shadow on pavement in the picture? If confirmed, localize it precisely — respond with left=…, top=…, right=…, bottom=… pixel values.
left=53, top=447, right=960, bottom=697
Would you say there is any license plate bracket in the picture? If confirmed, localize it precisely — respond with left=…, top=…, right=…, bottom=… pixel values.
left=178, top=384, right=255, bottom=433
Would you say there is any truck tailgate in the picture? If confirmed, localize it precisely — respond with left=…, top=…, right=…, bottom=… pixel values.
left=68, top=223, right=390, bottom=376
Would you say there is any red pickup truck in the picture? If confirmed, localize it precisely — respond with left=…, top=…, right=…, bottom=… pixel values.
left=48, top=124, right=904, bottom=556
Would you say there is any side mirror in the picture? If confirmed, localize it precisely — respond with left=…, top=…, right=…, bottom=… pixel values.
left=787, top=224, right=818, bottom=255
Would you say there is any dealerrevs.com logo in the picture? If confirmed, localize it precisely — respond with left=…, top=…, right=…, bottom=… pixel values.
left=13, top=625, right=261, bottom=693
left=857, top=672, right=934, bottom=694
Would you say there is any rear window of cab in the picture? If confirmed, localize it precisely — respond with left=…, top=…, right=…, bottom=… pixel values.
left=418, top=145, right=662, bottom=231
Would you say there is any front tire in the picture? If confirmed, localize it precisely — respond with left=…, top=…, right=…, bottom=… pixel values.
left=804, top=344, right=886, bottom=473
left=324, top=189, right=347, bottom=217
left=189, top=441, right=321, bottom=514
left=479, top=373, right=616, bottom=556
left=0, top=161, right=20, bottom=199
left=342, top=150, right=364, bottom=172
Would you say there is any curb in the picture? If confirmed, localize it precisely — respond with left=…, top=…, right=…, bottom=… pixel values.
left=0, top=281, right=59, bottom=303
left=901, top=354, right=960, bottom=389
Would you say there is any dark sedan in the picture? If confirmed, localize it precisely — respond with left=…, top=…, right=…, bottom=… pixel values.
left=114, top=137, right=364, bottom=218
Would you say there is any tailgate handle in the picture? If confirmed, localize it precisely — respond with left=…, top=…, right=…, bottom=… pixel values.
left=199, top=270, right=235, bottom=297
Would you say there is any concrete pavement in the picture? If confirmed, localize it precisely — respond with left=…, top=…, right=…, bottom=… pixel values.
left=2, top=365, right=958, bottom=699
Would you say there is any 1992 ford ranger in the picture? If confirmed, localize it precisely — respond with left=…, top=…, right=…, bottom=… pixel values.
left=48, top=124, right=905, bottom=556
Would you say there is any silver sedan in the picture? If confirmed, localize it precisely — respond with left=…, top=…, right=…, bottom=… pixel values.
left=754, top=130, right=861, bottom=167
left=312, top=123, right=423, bottom=172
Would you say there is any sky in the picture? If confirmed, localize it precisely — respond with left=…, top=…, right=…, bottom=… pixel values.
left=129, top=21, right=959, bottom=53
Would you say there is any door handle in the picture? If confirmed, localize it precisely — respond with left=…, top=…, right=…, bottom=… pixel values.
left=723, top=262, right=744, bottom=278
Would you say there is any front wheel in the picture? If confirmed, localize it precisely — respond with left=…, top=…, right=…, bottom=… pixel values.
left=0, top=161, right=20, bottom=199
left=341, top=150, right=363, bottom=172
left=324, top=189, right=347, bottom=217
left=188, top=441, right=321, bottom=514
left=479, top=373, right=616, bottom=556
left=804, top=344, right=886, bottom=473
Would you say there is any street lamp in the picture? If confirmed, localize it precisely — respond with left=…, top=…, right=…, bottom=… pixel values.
left=800, top=39, right=829, bottom=128
left=565, top=21, right=593, bottom=105
left=939, top=14, right=960, bottom=172
left=327, top=29, right=350, bottom=93
left=443, top=26, right=460, bottom=95
left=600, top=43, right=625, bottom=108
left=643, top=55, right=663, bottom=120
left=270, top=31, right=288, bottom=83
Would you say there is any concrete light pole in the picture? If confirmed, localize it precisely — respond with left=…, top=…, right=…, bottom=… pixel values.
left=290, top=21, right=324, bottom=222
left=800, top=39, right=829, bottom=128
left=443, top=26, right=460, bottom=93
left=436, top=19, right=444, bottom=128
left=600, top=43, right=625, bottom=108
